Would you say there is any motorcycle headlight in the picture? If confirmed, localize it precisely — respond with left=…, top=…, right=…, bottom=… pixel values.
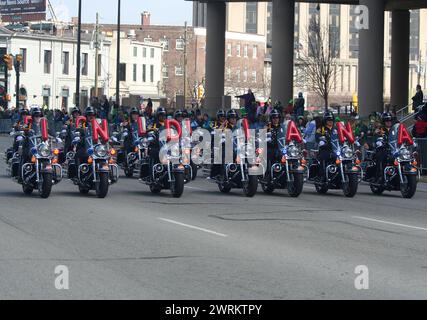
left=342, top=146, right=354, bottom=159
left=37, top=143, right=51, bottom=157
left=94, top=144, right=108, bottom=158
left=399, top=148, right=411, bottom=161
left=287, top=145, right=300, bottom=158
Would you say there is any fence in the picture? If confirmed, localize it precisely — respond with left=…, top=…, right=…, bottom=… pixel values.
left=0, top=119, right=12, bottom=134
left=415, top=138, right=427, bottom=173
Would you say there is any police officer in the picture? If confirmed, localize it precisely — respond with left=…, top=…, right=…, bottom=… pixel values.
left=267, top=109, right=282, bottom=166
left=315, top=112, right=336, bottom=182
left=63, top=107, right=82, bottom=153
left=174, top=109, right=184, bottom=123
left=373, top=112, right=394, bottom=182
left=147, top=107, right=168, bottom=172
left=212, top=109, right=227, bottom=130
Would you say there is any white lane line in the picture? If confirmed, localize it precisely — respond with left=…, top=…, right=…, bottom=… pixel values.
left=158, top=218, right=228, bottom=237
left=352, top=216, right=427, bottom=232
left=186, top=186, right=209, bottom=191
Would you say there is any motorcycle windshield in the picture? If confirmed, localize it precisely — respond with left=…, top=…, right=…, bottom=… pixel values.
left=388, top=123, right=400, bottom=154
left=277, top=121, right=289, bottom=149
left=330, top=128, right=341, bottom=155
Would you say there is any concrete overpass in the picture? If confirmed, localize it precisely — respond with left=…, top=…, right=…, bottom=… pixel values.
left=187, top=0, right=427, bottom=116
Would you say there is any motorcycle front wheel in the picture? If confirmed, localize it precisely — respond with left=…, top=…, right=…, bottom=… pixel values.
left=342, top=173, right=358, bottom=198
left=171, top=172, right=184, bottom=198
left=38, top=172, right=53, bottom=199
left=288, top=172, right=304, bottom=197
left=95, top=172, right=109, bottom=198
left=243, top=175, right=258, bottom=197
left=400, top=174, right=417, bottom=199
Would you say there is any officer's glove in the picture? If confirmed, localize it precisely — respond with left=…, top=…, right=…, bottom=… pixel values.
left=318, top=140, right=326, bottom=147
left=376, top=140, right=383, bottom=148
left=72, top=137, right=81, bottom=145
left=56, top=137, right=63, bottom=144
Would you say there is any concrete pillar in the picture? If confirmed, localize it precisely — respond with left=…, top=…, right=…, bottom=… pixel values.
left=271, top=0, right=294, bottom=105
left=205, top=2, right=226, bottom=116
left=390, top=10, right=410, bottom=110
left=358, top=0, right=385, bottom=117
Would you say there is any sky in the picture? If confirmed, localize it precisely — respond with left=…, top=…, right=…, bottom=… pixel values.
left=49, top=0, right=193, bottom=26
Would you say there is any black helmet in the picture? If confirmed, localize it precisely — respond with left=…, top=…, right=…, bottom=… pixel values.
left=30, top=107, right=43, bottom=117
left=130, top=107, right=140, bottom=115
left=19, top=108, right=29, bottom=116
left=71, top=107, right=81, bottom=115
left=84, top=106, right=96, bottom=117
left=323, top=111, right=334, bottom=122
left=174, top=109, right=183, bottom=118
left=182, top=109, right=189, bottom=118
left=195, top=108, right=201, bottom=116
left=157, top=107, right=166, bottom=116
left=227, top=109, right=238, bottom=119
left=270, top=109, right=280, bottom=119
left=216, top=109, right=226, bottom=118
left=381, top=112, right=392, bottom=123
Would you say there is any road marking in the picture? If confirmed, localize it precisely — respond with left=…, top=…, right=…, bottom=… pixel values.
left=352, top=216, right=427, bottom=232
left=186, top=186, right=209, bottom=191
left=158, top=218, right=228, bottom=237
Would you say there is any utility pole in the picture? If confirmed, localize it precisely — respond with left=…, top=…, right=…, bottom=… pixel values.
left=15, top=55, right=22, bottom=110
left=76, top=0, right=82, bottom=110
left=94, top=12, right=100, bottom=98
left=183, top=21, right=187, bottom=108
left=116, top=0, right=121, bottom=109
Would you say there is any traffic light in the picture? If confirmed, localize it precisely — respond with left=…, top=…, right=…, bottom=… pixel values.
left=14, top=54, right=22, bottom=70
left=197, top=85, right=204, bottom=100
left=3, top=54, right=13, bottom=71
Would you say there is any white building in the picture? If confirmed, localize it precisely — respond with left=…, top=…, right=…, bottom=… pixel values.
left=106, top=30, right=164, bottom=106
left=0, top=25, right=111, bottom=110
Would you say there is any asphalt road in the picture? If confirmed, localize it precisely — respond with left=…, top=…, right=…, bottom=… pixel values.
left=0, top=135, right=427, bottom=300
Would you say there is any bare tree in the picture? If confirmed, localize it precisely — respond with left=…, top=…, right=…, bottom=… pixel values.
left=295, top=17, right=340, bottom=111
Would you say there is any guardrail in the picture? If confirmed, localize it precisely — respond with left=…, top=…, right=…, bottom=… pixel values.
left=415, top=138, right=427, bottom=173
left=0, top=119, right=12, bottom=133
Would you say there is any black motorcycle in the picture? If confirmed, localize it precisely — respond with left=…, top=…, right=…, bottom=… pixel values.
left=139, top=130, right=189, bottom=198
left=363, top=124, right=418, bottom=198
left=259, top=121, right=305, bottom=197
left=66, top=130, right=118, bottom=198
left=8, top=130, right=62, bottom=198
left=308, top=129, right=360, bottom=197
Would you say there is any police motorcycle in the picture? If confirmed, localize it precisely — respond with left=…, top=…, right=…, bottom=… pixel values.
left=363, top=123, right=418, bottom=198
left=7, top=112, right=62, bottom=198
left=308, top=121, right=361, bottom=197
left=66, top=113, right=118, bottom=198
left=210, top=118, right=260, bottom=197
left=259, top=120, right=306, bottom=197
left=4, top=109, right=30, bottom=164
left=139, top=118, right=189, bottom=198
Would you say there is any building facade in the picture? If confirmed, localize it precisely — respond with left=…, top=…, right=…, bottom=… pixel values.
left=193, top=1, right=427, bottom=108
left=0, top=25, right=111, bottom=110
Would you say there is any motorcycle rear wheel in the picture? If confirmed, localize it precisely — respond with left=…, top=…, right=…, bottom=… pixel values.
left=370, top=184, right=385, bottom=195
left=315, top=183, right=328, bottom=194
left=22, top=184, right=33, bottom=195
left=124, top=167, right=134, bottom=178
left=218, top=183, right=231, bottom=193
left=261, top=183, right=275, bottom=194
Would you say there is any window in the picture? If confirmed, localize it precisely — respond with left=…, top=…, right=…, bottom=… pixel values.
left=162, top=64, right=168, bottom=78
left=82, top=53, right=88, bottom=76
left=150, top=48, right=155, bottom=58
left=246, top=3, right=258, bottom=34
left=143, top=47, right=147, bottom=58
left=160, top=38, right=169, bottom=51
left=142, top=64, right=146, bottom=82
left=226, top=67, right=231, bottom=80
left=62, top=51, right=69, bottom=75
left=243, top=68, right=248, bottom=82
left=150, top=65, right=154, bottom=82
left=119, top=63, right=126, bottom=81
left=244, top=45, right=248, bottom=58
left=176, top=38, right=185, bottom=50
left=133, top=47, right=138, bottom=57
left=44, top=50, right=51, bottom=74
left=236, top=44, right=241, bottom=57
left=175, top=65, right=183, bottom=76
left=19, top=48, right=27, bottom=72
left=133, top=64, right=137, bottom=82
left=42, top=87, right=50, bottom=108
left=253, top=45, right=257, bottom=59
left=252, top=71, right=257, bottom=83
left=61, top=88, right=69, bottom=110
left=227, top=43, right=232, bottom=56
left=236, top=69, right=241, bottom=82
left=81, top=89, right=89, bottom=109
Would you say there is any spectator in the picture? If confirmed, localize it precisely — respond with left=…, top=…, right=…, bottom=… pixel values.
left=412, top=85, right=424, bottom=112
left=304, top=116, right=321, bottom=151
left=294, top=92, right=305, bottom=118
left=412, top=113, right=427, bottom=138
left=284, top=99, right=294, bottom=117
left=145, top=98, right=153, bottom=118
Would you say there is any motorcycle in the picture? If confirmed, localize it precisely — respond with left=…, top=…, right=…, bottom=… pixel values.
left=209, top=122, right=259, bottom=197
left=66, top=127, right=119, bottom=198
left=363, top=123, right=418, bottom=198
left=259, top=121, right=306, bottom=197
left=139, top=130, right=189, bottom=198
left=8, top=129, right=62, bottom=198
left=308, top=124, right=361, bottom=197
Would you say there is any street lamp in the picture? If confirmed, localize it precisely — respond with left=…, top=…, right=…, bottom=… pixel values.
left=76, top=0, right=82, bottom=110
left=116, top=0, right=121, bottom=109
